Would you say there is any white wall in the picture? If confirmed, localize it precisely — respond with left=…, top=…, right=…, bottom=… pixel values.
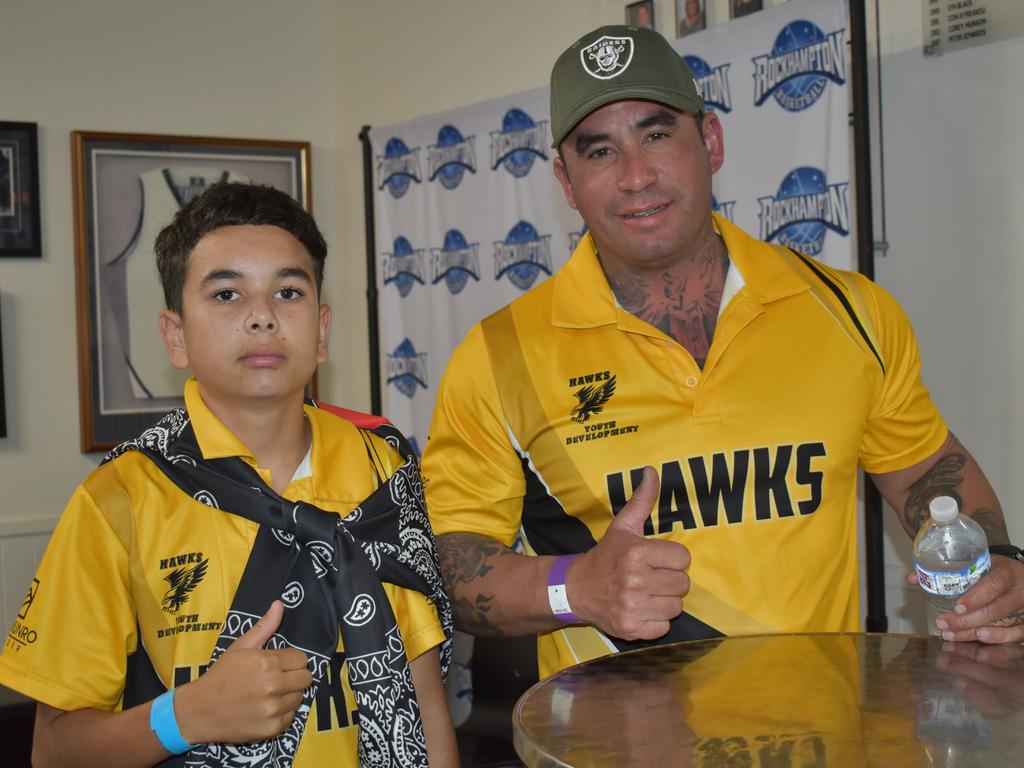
left=868, top=3, right=1024, bottom=631
left=0, top=0, right=335, bottom=622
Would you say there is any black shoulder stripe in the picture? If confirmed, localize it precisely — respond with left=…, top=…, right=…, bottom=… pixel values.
left=789, top=248, right=885, bottom=374
left=518, top=454, right=597, bottom=556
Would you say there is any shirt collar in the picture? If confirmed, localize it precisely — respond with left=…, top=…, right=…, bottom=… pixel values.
left=185, top=378, right=255, bottom=461
left=551, top=213, right=810, bottom=329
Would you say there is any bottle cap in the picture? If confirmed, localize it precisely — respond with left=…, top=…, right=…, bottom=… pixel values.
left=929, top=495, right=959, bottom=523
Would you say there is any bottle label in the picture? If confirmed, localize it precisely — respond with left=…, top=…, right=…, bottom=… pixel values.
left=915, top=550, right=991, bottom=596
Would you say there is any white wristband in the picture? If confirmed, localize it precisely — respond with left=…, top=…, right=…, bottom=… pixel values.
left=547, top=554, right=579, bottom=623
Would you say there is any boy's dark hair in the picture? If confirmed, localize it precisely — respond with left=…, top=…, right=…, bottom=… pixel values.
left=155, top=181, right=327, bottom=314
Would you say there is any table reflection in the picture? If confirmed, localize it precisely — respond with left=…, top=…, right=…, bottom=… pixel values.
left=513, top=633, right=1024, bottom=767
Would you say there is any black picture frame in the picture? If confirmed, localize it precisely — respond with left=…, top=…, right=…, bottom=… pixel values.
left=0, top=291, right=6, bottom=438
left=626, top=0, right=655, bottom=29
left=71, top=131, right=312, bottom=452
left=730, top=0, right=763, bottom=19
left=0, top=121, right=42, bottom=258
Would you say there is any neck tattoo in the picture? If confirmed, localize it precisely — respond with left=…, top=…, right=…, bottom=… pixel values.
left=602, top=237, right=729, bottom=369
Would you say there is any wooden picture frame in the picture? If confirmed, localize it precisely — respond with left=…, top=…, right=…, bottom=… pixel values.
left=0, top=121, right=42, bottom=258
left=71, top=131, right=311, bottom=452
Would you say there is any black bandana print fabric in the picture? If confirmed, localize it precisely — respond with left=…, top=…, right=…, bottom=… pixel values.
left=105, top=404, right=452, bottom=768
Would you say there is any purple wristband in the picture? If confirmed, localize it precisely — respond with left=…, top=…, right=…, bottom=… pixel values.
left=547, top=554, right=580, bottom=624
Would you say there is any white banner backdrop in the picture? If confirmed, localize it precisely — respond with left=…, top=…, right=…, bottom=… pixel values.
left=369, top=0, right=849, bottom=720
left=677, top=0, right=851, bottom=268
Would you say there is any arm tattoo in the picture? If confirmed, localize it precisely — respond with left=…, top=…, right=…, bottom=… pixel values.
left=902, top=454, right=966, bottom=534
left=451, top=595, right=508, bottom=637
left=437, top=532, right=514, bottom=635
left=970, top=508, right=1010, bottom=546
left=901, top=453, right=1010, bottom=544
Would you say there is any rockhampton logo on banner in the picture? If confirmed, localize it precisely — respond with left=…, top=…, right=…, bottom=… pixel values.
left=427, top=124, right=477, bottom=190
left=431, top=229, right=481, bottom=295
left=381, top=235, right=427, bottom=298
left=490, top=108, right=548, bottom=177
left=757, top=167, right=850, bottom=256
left=387, top=338, right=428, bottom=399
left=377, top=137, right=422, bottom=199
left=685, top=55, right=732, bottom=113
left=494, top=220, right=553, bottom=290
left=751, top=20, right=846, bottom=111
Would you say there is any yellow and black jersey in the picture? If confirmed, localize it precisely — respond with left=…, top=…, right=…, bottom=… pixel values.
left=423, top=214, right=947, bottom=678
left=0, top=379, right=445, bottom=766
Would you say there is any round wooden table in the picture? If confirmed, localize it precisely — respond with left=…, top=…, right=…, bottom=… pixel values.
left=513, top=633, right=1024, bottom=767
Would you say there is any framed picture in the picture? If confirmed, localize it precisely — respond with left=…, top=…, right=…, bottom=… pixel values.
left=626, top=0, right=655, bottom=29
left=0, top=121, right=42, bottom=258
left=676, top=0, right=706, bottom=37
left=730, top=0, right=763, bottom=19
left=0, top=291, right=6, bottom=438
left=72, top=131, right=311, bottom=452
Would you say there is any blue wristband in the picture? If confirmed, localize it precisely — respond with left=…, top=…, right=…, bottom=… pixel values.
left=150, top=688, right=197, bottom=755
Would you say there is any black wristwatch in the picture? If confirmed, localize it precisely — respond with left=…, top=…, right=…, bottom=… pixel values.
left=989, top=544, right=1024, bottom=564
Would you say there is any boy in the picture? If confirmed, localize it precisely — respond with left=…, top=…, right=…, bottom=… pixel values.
left=0, top=182, right=456, bottom=767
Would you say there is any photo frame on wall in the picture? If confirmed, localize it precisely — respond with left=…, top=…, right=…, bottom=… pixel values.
left=0, top=121, right=42, bottom=258
left=730, top=0, right=763, bottom=19
left=71, top=131, right=311, bottom=452
left=676, top=0, right=706, bottom=38
left=0, top=290, right=6, bottom=438
left=626, top=0, right=655, bottom=29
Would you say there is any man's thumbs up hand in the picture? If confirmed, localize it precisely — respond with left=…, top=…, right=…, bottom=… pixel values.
left=565, top=467, right=691, bottom=641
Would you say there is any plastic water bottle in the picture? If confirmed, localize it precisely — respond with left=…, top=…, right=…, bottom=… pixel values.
left=913, top=496, right=991, bottom=635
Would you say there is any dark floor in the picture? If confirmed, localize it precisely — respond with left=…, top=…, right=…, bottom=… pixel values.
left=0, top=700, right=33, bottom=768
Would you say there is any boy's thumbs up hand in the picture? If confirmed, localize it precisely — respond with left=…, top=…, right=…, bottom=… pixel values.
left=172, top=600, right=313, bottom=747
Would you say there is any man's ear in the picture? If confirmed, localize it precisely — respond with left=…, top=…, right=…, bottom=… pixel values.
left=553, top=155, right=579, bottom=212
left=158, top=309, right=189, bottom=370
left=701, top=112, right=725, bottom=175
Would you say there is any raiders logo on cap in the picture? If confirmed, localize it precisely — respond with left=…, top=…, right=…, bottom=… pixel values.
left=580, top=35, right=634, bottom=80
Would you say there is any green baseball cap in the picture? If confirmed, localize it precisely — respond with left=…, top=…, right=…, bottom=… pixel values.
left=549, top=24, right=704, bottom=148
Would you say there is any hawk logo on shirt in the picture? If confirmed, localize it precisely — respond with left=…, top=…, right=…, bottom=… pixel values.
left=570, top=374, right=616, bottom=423
left=161, top=557, right=209, bottom=614
left=19, top=579, right=39, bottom=620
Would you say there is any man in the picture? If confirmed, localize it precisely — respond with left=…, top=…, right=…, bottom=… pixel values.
left=421, top=25, right=1024, bottom=678
left=0, top=183, right=457, bottom=767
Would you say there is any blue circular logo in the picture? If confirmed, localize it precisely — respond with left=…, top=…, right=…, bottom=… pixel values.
left=502, top=220, right=542, bottom=290
left=440, top=229, right=474, bottom=294
left=390, top=236, right=416, bottom=297
left=501, top=109, right=540, bottom=178
left=384, top=137, right=413, bottom=198
left=776, top=167, right=826, bottom=253
left=436, top=124, right=467, bottom=190
left=771, top=21, right=829, bottom=112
